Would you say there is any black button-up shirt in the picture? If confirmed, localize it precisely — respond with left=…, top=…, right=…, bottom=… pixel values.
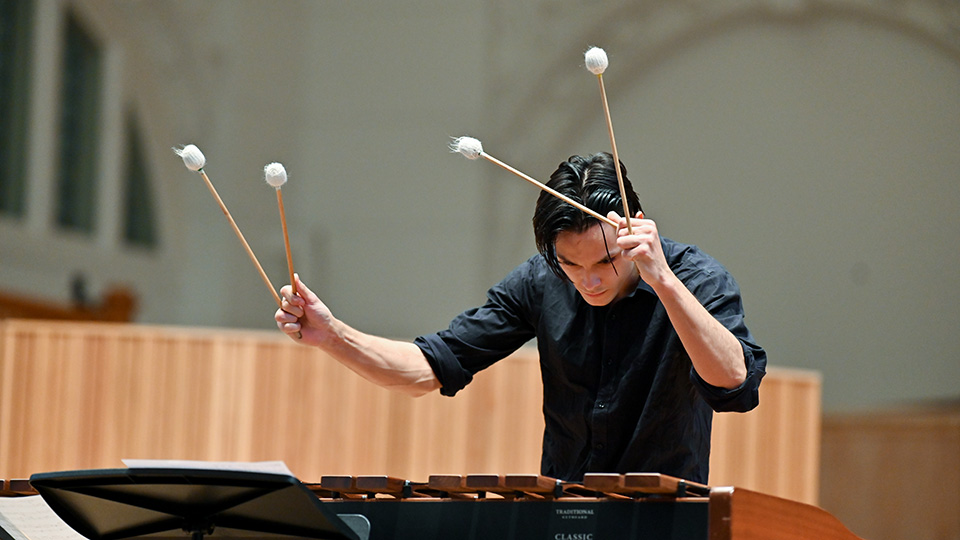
left=414, top=238, right=766, bottom=483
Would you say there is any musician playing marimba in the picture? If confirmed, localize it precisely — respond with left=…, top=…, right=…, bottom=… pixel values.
left=275, top=152, right=766, bottom=485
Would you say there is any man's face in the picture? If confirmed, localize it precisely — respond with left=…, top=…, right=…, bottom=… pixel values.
left=554, top=222, right=639, bottom=306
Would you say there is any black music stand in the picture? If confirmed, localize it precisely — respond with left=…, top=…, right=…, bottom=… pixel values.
left=29, top=468, right=367, bottom=540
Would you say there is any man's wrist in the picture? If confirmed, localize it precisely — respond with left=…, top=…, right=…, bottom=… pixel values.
left=644, top=264, right=682, bottom=295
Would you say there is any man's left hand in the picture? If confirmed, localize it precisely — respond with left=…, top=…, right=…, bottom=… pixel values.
left=610, top=211, right=672, bottom=286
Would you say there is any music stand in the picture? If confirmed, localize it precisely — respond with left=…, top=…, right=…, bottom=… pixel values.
left=29, top=468, right=367, bottom=540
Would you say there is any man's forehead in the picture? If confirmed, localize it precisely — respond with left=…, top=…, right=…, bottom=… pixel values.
left=555, top=223, right=617, bottom=262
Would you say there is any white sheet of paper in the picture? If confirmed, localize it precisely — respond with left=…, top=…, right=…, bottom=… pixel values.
left=121, top=459, right=295, bottom=476
left=0, top=495, right=86, bottom=540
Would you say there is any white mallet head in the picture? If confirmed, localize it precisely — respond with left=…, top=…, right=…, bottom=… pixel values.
left=174, top=144, right=206, bottom=171
left=450, top=136, right=483, bottom=160
left=584, top=47, right=608, bottom=75
left=264, top=162, right=288, bottom=188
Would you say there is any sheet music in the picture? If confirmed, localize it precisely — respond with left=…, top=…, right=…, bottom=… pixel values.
left=121, top=459, right=295, bottom=476
left=0, top=495, right=85, bottom=540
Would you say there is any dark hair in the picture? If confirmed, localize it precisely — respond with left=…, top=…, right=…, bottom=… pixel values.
left=533, top=152, right=642, bottom=279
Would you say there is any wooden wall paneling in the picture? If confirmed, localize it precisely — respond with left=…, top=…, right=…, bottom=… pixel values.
left=403, top=385, right=465, bottom=478
left=789, top=372, right=822, bottom=503
left=27, top=327, right=55, bottom=472
left=750, top=374, right=791, bottom=499
left=820, top=408, right=960, bottom=540
left=708, top=368, right=821, bottom=505
left=0, top=325, right=10, bottom=471
left=227, top=335, right=277, bottom=462
left=261, top=341, right=306, bottom=470
left=4, top=326, right=28, bottom=472
left=483, top=352, right=543, bottom=474
left=283, top=346, right=315, bottom=472
left=419, top=384, right=479, bottom=477
left=711, top=398, right=761, bottom=490
left=0, top=319, right=822, bottom=508
left=0, top=324, right=12, bottom=469
left=323, top=356, right=371, bottom=475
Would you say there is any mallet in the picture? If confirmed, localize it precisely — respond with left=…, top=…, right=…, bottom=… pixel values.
left=264, top=162, right=297, bottom=296
left=264, top=162, right=303, bottom=339
left=451, top=136, right=618, bottom=228
left=174, top=144, right=282, bottom=307
left=584, top=46, right=634, bottom=234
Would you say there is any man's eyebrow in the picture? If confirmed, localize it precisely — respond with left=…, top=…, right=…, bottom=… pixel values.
left=556, top=253, right=615, bottom=266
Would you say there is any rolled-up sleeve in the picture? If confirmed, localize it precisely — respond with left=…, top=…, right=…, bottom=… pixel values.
left=690, top=339, right=765, bottom=412
left=414, top=332, right=471, bottom=397
left=414, top=257, right=541, bottom=397
left=680, top=254, right=768, bottom=412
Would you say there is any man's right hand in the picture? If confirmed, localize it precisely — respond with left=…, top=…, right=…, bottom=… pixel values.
left=274, top=274, right=441, bottom=397
left=275, top=274, right=335, bottom=346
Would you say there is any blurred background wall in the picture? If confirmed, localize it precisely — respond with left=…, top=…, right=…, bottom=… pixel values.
left=4, top=0, right=956, bottom=412
left=2, top=2, right=959, bottom=535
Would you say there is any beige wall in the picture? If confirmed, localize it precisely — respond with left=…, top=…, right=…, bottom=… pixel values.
left=1, top=0, right=958, bottom=414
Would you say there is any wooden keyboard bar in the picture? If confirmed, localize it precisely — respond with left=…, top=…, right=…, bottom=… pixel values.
left=315, top=475, right=431, bottom=498
left=355, top=475, right=407, bottom=493
left=504, top=474, right=562, bottom=495
left=583, top=473, right=709, bottom=496
left=427, top=474, right=462, bottom=489
left=426, top=475, right=484, bottom=499
left=463, top=474, right=502, bottom=491
left=582, top=473, right=631, bottom=493
left=442, top=474, right=607, bottom=499
left=461, top=474, right=521, bottom=498
left=503, top=474, right=556, bottom=491
left=356, top=475, right=430, bottom=497
left=457, top=474, right=566, bottom=498
left=319, top=475, right=357, bottom=493
left=428, top=474, right=473, bottom=493
left=0, top=479, right=37, bottom=496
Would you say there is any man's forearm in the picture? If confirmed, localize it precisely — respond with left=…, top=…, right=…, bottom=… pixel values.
left=652, top=274, right=747, bottom=389
left=319, top=319, right=442, bottom=397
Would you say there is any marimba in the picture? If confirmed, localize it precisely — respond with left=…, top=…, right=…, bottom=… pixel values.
left=3, top=472, right=863, bottom=540
left=308, top=473, right=862, bottom=540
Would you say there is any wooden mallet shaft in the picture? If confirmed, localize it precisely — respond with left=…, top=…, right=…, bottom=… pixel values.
left=198, top=170, right=282, bottom=307
left=275, top=189, right=297, bottom=296
left=595, top=73, right=633, bottom=235
left=479, top=151, right=619, bottom=228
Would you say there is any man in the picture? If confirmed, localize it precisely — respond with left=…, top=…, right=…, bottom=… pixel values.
left=276, top=152, right=766, bottom=483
